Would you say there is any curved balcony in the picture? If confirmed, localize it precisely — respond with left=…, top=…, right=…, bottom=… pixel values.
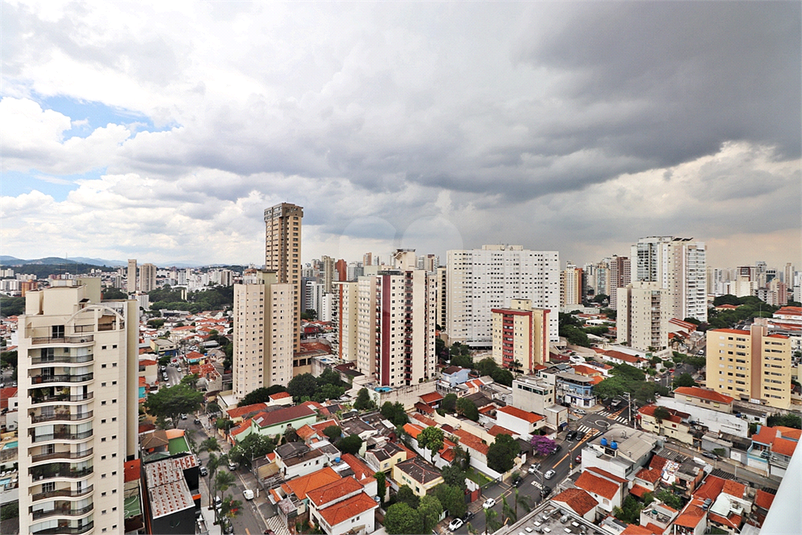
left=31, top=448, right=93, bottom=464
left=30, top=334, right=94, bottom=346
left=30, top=373, right=94, bottom=386
left=31, top=354, right=93, bottom=366
left=30, top=392, right=93, bottom=405
left=30, top=465, right=93, bottom=482
left=31, top=411, right=93, bottom=424
left=31, top=521, right=94, bottom=535
left=31, top=503, right=94, bottom=521
left=31, top=430, right=93, bottom=444
left=31, top=485, right=93, bottom=502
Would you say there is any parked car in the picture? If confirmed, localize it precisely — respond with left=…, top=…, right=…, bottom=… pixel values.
left=228, top=460, right=239, bottom=471
left=181, top=413, right=188, bottom=420
left=462, top=511, right=475, bottom=522
left=544, top=469, right=556, bottom=480
left=576, top=430, right=586, bottom=440
left=199, top=466, right=208, bottom=476
left=549, top=444, right=562, bottom=456
left=541, top=486, right=552, bottom=497
left=483, top=498, right=496, bottom=509
left=702, top=451, right=719, bottom=460
left=566, top=430, right=577, bottom=441
left=243, top=489, right=254, bottom=500
left=575, top=454, right=582, bottom=463
left=574, top=408, right=586, bottom=415
left=512, top=476, right=523, bottom=487
left=213, top=496, right=222, bottom=511
left=194, top=418, right=202, bottom=425
left=448, top=518, right=464, bottom=531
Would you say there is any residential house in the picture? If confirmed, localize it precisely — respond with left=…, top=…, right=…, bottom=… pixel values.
left=275, top=442, right=328, bottom=479
left=496, top=405, right=545, bottom=438
left=574, top=466, right=627, bottom=513
left=580, top=424, right=663, bottom=479
left=392, top=457, right=443, bottom=497
left=364, top=442, right=407, bottom=474
left=746, top=425, right=800, bottom=477
left=639, top=404, right=697, bottom=446
left=511, top=375, right=555, bottom=416
left=246, top=404, right=318, bottom=440
left=638, top=502, right=677, bottom=535
left=441, top=366, right=471, bottom=387
left=285, top=467, right=342, bottom=520
left=549, top=488, right=598, bottom=522
left=307, top=477, right=378, bottom=535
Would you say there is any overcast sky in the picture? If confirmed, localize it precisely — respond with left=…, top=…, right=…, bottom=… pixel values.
left=2, top=1, right=800, bottom=269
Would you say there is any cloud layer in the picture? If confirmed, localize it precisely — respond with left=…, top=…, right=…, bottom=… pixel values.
left=2, top=1, right=800, bottom=268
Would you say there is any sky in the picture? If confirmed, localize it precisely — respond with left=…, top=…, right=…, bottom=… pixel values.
left=1, top=1, right=800, bottom=270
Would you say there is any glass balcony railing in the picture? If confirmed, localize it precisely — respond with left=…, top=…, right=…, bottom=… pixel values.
left=31, top=485, right=93, bottom=502
left=31, top=392, right=93, bottom=405
left=30, top=335, right=94, bottom=345
left=31, top=448, right=93, bottom=463
left=31, top=354, right=93, bottom=365
left=31, top=411, right=93, bottom=424
left=31, top=430, right=93, bottom=443
left=31, top=503, right=94, bottom=521
left=31, top=521, right=94, bottom=535
left=30, top=465, right=93, bottom=481
left=30, top=373, right=94, bottom=385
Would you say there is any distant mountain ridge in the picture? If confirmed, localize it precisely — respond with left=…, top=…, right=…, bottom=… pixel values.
left=0, top=256, right=209, bottom=268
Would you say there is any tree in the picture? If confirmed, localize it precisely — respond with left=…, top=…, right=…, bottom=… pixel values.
left=476, top=357, right=498, bottom=377
left=656, top=489, right=684, bottom=510
left=441, top=464, right=467, bottom=491
left=433, top=483, right=467, bottom=518
left=314, top=383, right=345, bottom=402
left=181, top=373, right=200, bottom=390
left=419, top=495, right=444, bottom=532
left=229, top=434, right=276, bottom=467
left=284, top=426, right=299, bottom=443
left=354, top=388, right=375, bottom=411
left=561, top=325, right=590, bottom=347
left=381, top=401, right=409, bottom=426
left=501, top=495, right=515, bottom=524
left=673, top=373, right=696, bottom=388
left=767, top=413, right=802, bottom=429
left=530, top=435, right=557, bottom=456
left=613, top=495, right=643, bottom=524
left=237, top=387, right=273, bottom=406
left=514, top=488, right=531, bottom=518
left=418, top=426, right=445, bottom=461
left=385, top=503, right=423, bottom=535
left=323, top=425, right=342, bottom=442
left=145, top=383, right=204, bottom=428
left=199, top=437, right=221, bottom=454
left=288, top=373, right=318, bottom=401
left=374, top=471, right=387, bottom=503
left=487, top=434, right=520, bottom=473
left=441, top=393, right=458, bottom=413
left=395, top=485, right=420, bottom=509
left=652, top=406, right=671, bottom=424
left=491, top=367, right=514, bottom=387
left=484, top=508, right=502, bottom=533
left=336, top=434, right=363, bottom=455
left=455, top=397, right=479, bottom=421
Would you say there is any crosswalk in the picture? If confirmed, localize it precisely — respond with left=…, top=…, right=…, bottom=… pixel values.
left=596, top=410, right=630, bottom=424
left=576, top=424, right=595, bottom=435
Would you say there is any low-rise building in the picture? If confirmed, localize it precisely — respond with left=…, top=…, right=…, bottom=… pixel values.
left=579, top=424, right=663, bottom=479
left=511, top=375, right=555, bottom=415
left=639, top=404, right=697, bottom=446
left=549, top=487, right=598, bottom=522
left=496, top=405, right=545, bottom=438
left=391, top=457, right=443, bottom=497
left=307, top=477, right=379, bottom=535
left=574, top=466, right=627, bottom=513
left=364, top=442, right=407, bottom=474
left=746, top=424, right=800, bottom=477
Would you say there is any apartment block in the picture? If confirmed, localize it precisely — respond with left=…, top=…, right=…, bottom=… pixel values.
left=127, top=259, right=137, bottom=294
left=341, top=256, right=437, bottom=387
left=446, top=245, right=560, bottom=345
left=265, top=202, right=303, bottom=357
left=139, top=263, right=157, bottom=294
left=233, top=271, right=294, bottom=400
left=18, top=279, right=139, bottom=535
left=491, top=299, right=550, bottom=373
left=616, top=281, right=671, bottom=352
left=561, top=263, right=584, bottom=307
left=706, top=325, right=792, bottom=409
left=608, top=255, right=630, bottom=311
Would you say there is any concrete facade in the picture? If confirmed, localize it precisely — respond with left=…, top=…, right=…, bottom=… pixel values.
left=491, top=299, right=550, bottom=373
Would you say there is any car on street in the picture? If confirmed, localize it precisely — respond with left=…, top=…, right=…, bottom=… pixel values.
left=528, top=463, right=540, bottom=474
left=544, top=469, right=556, bottom=480
left=549, top=444, right=562, bottom=456
left=576, top=430, right=586, bottom=440
left=462, top=511, right=475, bottom=522
left=243, top=489, right=254, bottom=500
left=199, top=466, right=208, bottom=476
left=566, top=430, right=577, bottom=441
left=541, top=486, right=552, bottom=497
left=228, top=460, right=239, bottom=471
left=220, top=518, right=234, bottom=534
left=213, top=496, right=222, bottom=511
left=512, top=476, right=523, bottom=487
left=448, top=518, right=464, bottom=531
left=575, top=454, right=582, bottom=463
left=574, top=408, right=586, bottom=415
left=194, top=418, right=202, bottom=425
left=483, top=498, right=496, bottom=509
left=181, top=413, right=188, bottom=420
left=702, top=451, right=719, bottom=460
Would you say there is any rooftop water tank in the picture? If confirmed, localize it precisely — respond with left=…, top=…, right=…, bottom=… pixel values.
left=601, top=438, right=608, bottom=447
left=611, top=441, right=618, bottom=450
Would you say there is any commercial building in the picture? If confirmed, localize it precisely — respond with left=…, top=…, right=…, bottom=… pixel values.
left=616, top=281, right=671, bottom=352
left=630, top=236, right=707, bottom=322
left=491, top=299, right=550, bottom=372
left=139, top=263, right=157, bottom=294
left=446, top=245, right=560, bottom=345
left=265, top=202, right=303, bottom=359
left=233, top=271, right=295, bottom=399
left=706, top=325, right=792, bottom=409
left=511, top=375, right=555, bottom=415
left=18, top=279, right=139, bottom=535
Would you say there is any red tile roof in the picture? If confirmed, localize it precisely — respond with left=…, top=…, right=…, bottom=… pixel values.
left=754, top=489, right=775, bottom=510
left=488, top=425, right=515, bottom=437
left=317, top=491, right=378, bottom=527
left=575, top=470, right=621, bottom=500
left=551, top=487, right=598, bottom=516
left=252, top=404, right=315, bottom=428
left=674, top=499, right=707, bottom=528
left=674, top=386, right=734, bottom=404
left=124, top=459, right=141, bottom=483
left=649, top=455, right=668, bottom=471
left=307, top=476, right=363, bottom=507
left=775, top=306, right=802, bottom=316
left=497, top=405, right=544, bottom=423
left=629, top=484, right=651, bottom=498
left=411, top=413, right=438, bottom=427
left=585, top=466, right=627, bottom=485
left=620, top=525, right=656, bottom=535
left=722, top=480, right=745, bottom=498
left=311, top=419, right=339, bottom=436
left=286, top=467, right=341, bottom=500
left=341, top=453, right=373, bottom=481
left=639, top=404, right=686, bottom=424
left=420, top=392, right=444, bottom=404
left=772, top=437, right=798, bottom=457
left=414, top=401, right=435, bottom=414
left=270, top=392, right=291, bottom=400
left=297, top=424, right=317, bottom=441
left=230, top=418, right=253, bottom=437
left=710, top=328, right=749, bottom=335
left=693, top=475, right=725, bottom=500
left=0, top=387, right=18, bottom=410
left=225, top=402, right=269, bottom=420
left=636, top=467, right=662, bottom=485
left=451, top=428, right=489, bottom=455
left=603, top=350, right=646, bottom=363
left=708, top=512, right=742, bottom=530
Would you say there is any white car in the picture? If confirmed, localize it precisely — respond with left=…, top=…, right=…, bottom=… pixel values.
left=528, top=463, right=540, bottom=474
left=243, top=489, right=254, bottom=500
left=574, top=408, right=586, bottom=415
left=448, top=518, right=464, bottom=531
left=544, top=469, right=556, bottom=480
left=483, top=498, right=496, bottom=509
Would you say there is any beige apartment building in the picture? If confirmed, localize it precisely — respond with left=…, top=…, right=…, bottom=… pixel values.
left=18, top=279, right=139, bottom=535
left=706, top=325, right=792, bottom=409
left=264, top=202, right=303, bottom=358
left=616, top=281, right=672, bottom=352
left=561, top=263, right=583, bottom=307
left=340, top=251, right=437, bottom=387
left=233, top=271, right=294, bottom=400
left=139, top=263, right=157, bottom=293
left=126, top=258, right=137, bottom=293
left=491, top=299, right=550, bottom=373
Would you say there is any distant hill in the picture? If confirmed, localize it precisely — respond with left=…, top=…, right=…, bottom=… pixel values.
left=0, top=256, right=27, bottom=265
left=0, top=256, right=125, bottom=267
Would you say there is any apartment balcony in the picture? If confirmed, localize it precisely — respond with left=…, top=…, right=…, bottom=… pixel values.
left=31, top=503, right=94, bottom=521
left=30, top=485, right=92, bottom=503
left=30, top=521, right=94, bottom=535
left=31, top=429, right=93, bottom=443
left=30, top=391, right=93, bottom=405
left=30, top=464, right=93, bottom=481
left=31, top=354, right=93, bottom=366
left=30, top=373, right=94, bottom=386
left=31, top=448, right=93, bottom=464
left=31, top=410, right=93, bottom=424
left=29, top=335, right=94, bottom=346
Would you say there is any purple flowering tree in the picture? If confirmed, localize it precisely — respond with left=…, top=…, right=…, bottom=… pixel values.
left=530, top=435, right=556, bottom=456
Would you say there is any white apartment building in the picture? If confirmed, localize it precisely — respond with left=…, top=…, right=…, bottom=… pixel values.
left=233, top=271, right=294, bottom=400
left=18, top=279, right=139, bottom=535
left=561, top=263, right=583, bottom=307
left=446, top=245, right=560, bottom=345
left=631, top=236, right=707, bottom=322
left=126, top=259, right=137, bottom=293
left=341, top=252, right=437, bottom=387
left=617, top=281, right=671, bottom=352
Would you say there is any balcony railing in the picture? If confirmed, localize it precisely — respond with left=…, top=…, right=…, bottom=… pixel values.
left=30, top=374, right=94, bottom=385
left=31, top=411, right=93, bottom=424
left=31, top=430, right=93, bottom=443
left=30, top=466, right=93, bottom=481
left=31, top=503, right=94, bottom=521
left=31, top=521, right=94, bottom=535
left=31, top=392, right=93, bottom=405
left=30, top=335, right=94, bottom=345
left=31, top=354, right=93, bottom=365
left=31, top=485, right=93, bottom=502
left=31, top=448, right=93, bottom=464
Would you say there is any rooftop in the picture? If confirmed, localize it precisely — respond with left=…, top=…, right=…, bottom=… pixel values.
left=317, top=491, right=378, bottom=527
left=497, top=405, right=544, bottom=423
left=394, top=457, right=442, bottom=484
left=674, top=386, right=734, bottom=404
left=286, top=467, right=341, bottom=500
left=551, top=487, right=599, bottom=516
left=306, top=476, right=363, bottom=507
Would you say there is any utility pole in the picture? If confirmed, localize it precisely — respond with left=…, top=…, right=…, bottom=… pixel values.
left=622, top=392, right=633, bottom=427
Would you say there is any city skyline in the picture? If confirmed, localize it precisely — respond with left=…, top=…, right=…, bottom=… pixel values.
left=2, top=2, right=800, bottom=268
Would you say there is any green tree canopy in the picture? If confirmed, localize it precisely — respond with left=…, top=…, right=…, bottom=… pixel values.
left=228, top=434, right=276, bottom=467
left=419, top=495, right=444, bottom=532
left=476, top=357, right=498, bottom=377
left=440, top=464, right=467, bottom=491
left=145, top=383, right=204, bottom=427
left=656, top=489, right=684, bottom=510
left=381, top=401, right=409, bottom=426
left=384, top=503, right=423, bottom=535
left=673, top=373, right=696, bottom=388
left=323, top=425, right=342, bottom=442
left=767, top=413, right=802, bottom=429
left=374, top=471, right=387, bottom=503
left=441, top=393, right=458, bottom=413
left=287, top=373, right=318, bottom=401
left=491, top=367, right=514, bottom=386
left=433, top=483, right=467, bottom=518
left=237, top=387, right=273, bottom=406
left=418, top=426, right=445, bottom=460
left=487, top=433, right=520, bottom=473
left=455, top=397, right=479, bottom=421
left=354, top=388, right=375, bottom=410
left=336, top=434, right=363, bottom=455
left=652, top=406, right=672, bottom=423
left=395, top=485, right=420, bottom=509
